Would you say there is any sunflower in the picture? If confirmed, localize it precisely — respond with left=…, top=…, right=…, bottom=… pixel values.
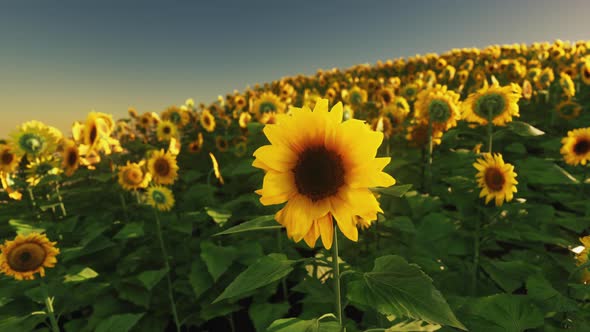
left=233, top=95, right=247, bottom=110
left=61, top=139, right=80, bottom=176
left=342, top=86, right=368, bottom=108
left=0, top=144, right=20, bottom=174
left=238, top=112, right=252, bottom=129
left=138, top=112, right=157, bottom=130
left=580, top=61, right=590, bottom=85
left=522, top=80, right=533, bottom=100
left=399, top=82, right=421, bottom=102
left=575, top=236, right=590, bottom=284
left=9, top=120, right=59, bottom=159
left=405, top=122, right=443, bottom=147
left=188, top=133, right=204, bottom=154
left=473, top=153, right=518, bottom=206
left=561, top=127, right=590, bottom=166
left=147, top=150, right=179, bottom=185
left=161, top=106, right=190, bottom=127
left=535, top=67, right=554, bottom=90
left=462, top=82, right=522, bottom=126
left=375, top=87, right=395, bottom=105
left=118, top=161, right=151, bottom=191
left=156, top=120, right=178, bottom=142
left=0, top=233, right=59, bottom=280
left=209, top=152, right=224, bottom=185
left=200, top=109, right=216, bottom=132
left=556, top=100, right=582, bottom=120
left=370, top=116, right=394, bottom=138
left=25, top=156, right=61, bottom=186
left=233, top=141, right=248, bottom=158
left=558, top=72, right=576, bottom=98
left=145, top=186, right=175, bottom=212
left=215, top=136, right=229, bottom=152
left=259, top=112, right=283, bottom=125
left=250, top=92, right=286, bottom=121
left=414, top=84, right=461, bottom=132
left=253, top=99, right=395, bottom=249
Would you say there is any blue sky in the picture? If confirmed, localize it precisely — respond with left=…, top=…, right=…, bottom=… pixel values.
left=1, top=0, right=589, bottom=135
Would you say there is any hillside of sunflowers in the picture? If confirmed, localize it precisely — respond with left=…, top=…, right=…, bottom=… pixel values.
left=1, top=40, right=590, bottom=332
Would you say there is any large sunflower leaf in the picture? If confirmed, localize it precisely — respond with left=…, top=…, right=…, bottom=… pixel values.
left=214, top=215, right=281, bottom=236
left=347, top=255, right=466, bottom=330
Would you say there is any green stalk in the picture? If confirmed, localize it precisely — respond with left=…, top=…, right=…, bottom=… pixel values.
left=277, top=229, right=288, bottom=299
left=154, top=210, right=181, bottom=332
left=41, top=280, right=60, bottom=332
left=27, top=187, right=41, bottom=220
left=471, top=211, right=481, bottom=296
left=332, top=225, right=343, bottom=328
left=486, top=119, right=493, bottom=154
left=425, top=121, right=434, bottom=192
left=119, top=193, right=130, bottom=222
left=54, top=182, right=67, bottom=217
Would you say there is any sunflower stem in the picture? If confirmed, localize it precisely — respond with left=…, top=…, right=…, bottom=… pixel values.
left=471, top=209, right=482, bottom=296
left=332, top=225, right=343, bottom=328
left=41, top=280, right=60, bottom=332
left=119, top=193, right=130, bottom=222
left=486, top=119, right=493, bottom=154
left=425, top=121, right=434, bottom=192
left=277, top=229, right=288, bottom=299
left=154, top=210, right=181, bottom=332
left=53, top=182, right=67, bottom=217
left=27, top=187, right=41, bottom=220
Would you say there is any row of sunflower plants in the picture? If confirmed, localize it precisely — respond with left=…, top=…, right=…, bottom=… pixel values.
left=0, top=39, right=589, bottom=331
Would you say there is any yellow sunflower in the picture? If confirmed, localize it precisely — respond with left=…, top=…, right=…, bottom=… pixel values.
left=580, top=61, right=590, bottom=85
left=0, top=233, right=59, bottom=280
left=209, top=152, right=224, bottom=185
left=146, top=186, right=175, bottom=211
left=0, top=144, right=20, bottom=174
left=147, top=150, right=179, bottom=185
left=375, top=87, right=395, bottom=106
left=138, top=112, right=157, bottom=130
left=556, top=100, right=582, bottom=120
left=370, top=116, right=394, bottom=138
left=462, top=82, right=522, bottom=126
left=522, top=80, right=533, bottom=100
left=414, top=84, right=461, bottom=132
left=558, top=72, right=576, bottom=98
left=161, top=106, right=190, bottom=127
left=250, top=92, right=286, bottom=121
left=575, top=236, right=590, bottom=284
left=238, top=112, right=252, bottom=129
left=188, top=133, right=204, bottom=154
left=342, top=86, right=368, bottom=108
left=25, top=156, right=61, bottom=186
left=61, top=139, right=80, bottom=176
left=156, top=120, right=178, bottom=142
left=118, top=161, right=152, bottom=191
left=405, top=121, right=443, bottom=147
left=535, top=67, right=554, bottom=90
left=9, top=120, right=60, bottom=159
left=560, top=127, right=590, bottom=166
left=200, top=109, right=216, bottom=132
left=473, top=153, right=518, bottom=206
left=252, top=99, right=395, bottom=249
left=399, top=82, right=421, bottom=102
left=215, top=136, right=229, bottom=153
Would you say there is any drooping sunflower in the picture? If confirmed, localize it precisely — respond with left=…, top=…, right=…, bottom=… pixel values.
left=555, top=100, right=582, bottom=120
left=118, top=161, right=152, bottom=191
left=200, top=109, right=216, bottom=132
left=535, top=67, right=554, bottom=90
left=145, top=186, right=175, bottom=211
left=25, top=156, right=61, bottom=186
left=473, top=153, right=518, bottom=206
left=147, top=150, right=179, bottom=185
left=462, top=82, right=522, bottom=126
left=560, top=127, right=590, bottom=166
left=161, top=106, right=190, bottom=127
left=253, top=99, right=395, bottom=249
left=414, top=84, right=461, bottom=132
left=61, top=139, right=80, bottom=176
left=156, top=120, right=178, bottom=142
left=9, top=120, right=60, bottom=159
left=0, top=233, right=60, bottom=280
left=0, top=144, right=20, bottom=174
left=209, top=152, right=224, bottom=185
left=238, top=112, right=252, bottom=129
left=580, top=61, right=590, bottom=85
left=558, top=72, right=576, bottom=98
left=521, top=80, right=533, bottom=100
left=250, top=92, right=286, bottom=121
left=188, top=133, right=204, bottom=154
left=575, top=236, right=590, bottom=284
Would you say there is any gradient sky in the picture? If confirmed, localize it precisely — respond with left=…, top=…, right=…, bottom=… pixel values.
left=1, top=0, right=589, bottom=136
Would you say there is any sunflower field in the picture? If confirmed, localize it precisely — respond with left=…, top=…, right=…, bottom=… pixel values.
left=1, top=40, right=590, bottom=332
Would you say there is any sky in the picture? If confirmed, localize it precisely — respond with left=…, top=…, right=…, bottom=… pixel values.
left=1, top=0, right=589, bottom=136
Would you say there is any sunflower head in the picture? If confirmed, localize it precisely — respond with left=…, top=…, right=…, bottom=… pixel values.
left=253, top=99, right=395, bottom=249
left=61, top=139, right=80, bottom=176
left=462, top=82, right=522, bottom=126
left=473, top=153, right=518, bottom=206
left=558, top=72, right=576, bottom=98
left=147, top=150, right=179, bottom=185
left=575, top=236, right=590, bottom=284
left=561, top=127, right=590, bottom=166
left=9, top=121, right=60, bottom=159
left=414, top=84, right=461, bottom=132
left=188, top=133, right=204, bottom=154
left=251, top=92, right=285, bottom=121
left=146, top=186, right=175, bottom=212
left=162, top=106, right=190, bottom=127
left=215, top=136, right=229, bottom=152
left=156, top=120, right=178, bottom=142
left=0, top=233, right=59, bottom=280
left=239, top=112, right=252, bottom=129
left=25, top=156, right=61, bottom=186
left=118, top=161, right=152, bottom=191
left=556, top=101, right=582, bottom=120
left=0, top=144, right=20, bottom=174
left=342, top=86, right=368, bottom=107
left=200, top=110, right=216, bottom=133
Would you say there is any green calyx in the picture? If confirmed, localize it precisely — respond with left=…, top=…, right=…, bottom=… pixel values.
left=474, top=93, right=505, bottom=120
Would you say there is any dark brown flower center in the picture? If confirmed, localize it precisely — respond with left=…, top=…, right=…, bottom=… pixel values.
left=484, top=167, right=505, bottom=191
left=89, top=124, right=98, bottom=144
left=163, top=126, right=171, bottom=134
left=7, top=243, right=46, bottom=272
left=154, top=158, right=170, bottom=176
left=124, top=169, right=142, bottom=185
left=203, top=115, right=211, bottom=126
left=293, top=146, right=345, bottom=202
left=573, top=138, right=590, bottom=155
left=66, top=149, right=78, bottom=167
left=1, top=150, right=14, bottom=165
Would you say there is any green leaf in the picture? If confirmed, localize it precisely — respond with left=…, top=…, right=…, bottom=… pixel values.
left=461, top=294, right=543, bottom=332
left=64, top=267, right=99, bottom=283
left=136, top=269, right=168, bottom=290
left=214, top=215, right=281, bottom=236
left=507, top=121, right=545, bottom=136
left=200, top=241, right=239, bottom=282
left=347, top=255, right=466, bottom=330
left=190, top=258, right=213, bottom=300
left=383, top=216, right=416, bottom=234
left=373, top=184, right=412, bottom=197
left=526, top=274, right=578, bottom=313
left=113, top=222, right=144, bottom=240
left=205, top=207, right=232, bottom=225
left=267, top=317, right=342, bottom=332
left=384, top=319, right=441, bottom=331
left=249, top=301, right=290, bottom=332
left=480, top=259, right=539, bottom=293
left=95, top=313, right=145, bottom=332
left=515, top=157, right=578, bottom=185
left=8, top=219, right=45, bottom=235
left=213, top=254, right=294, bottom=303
